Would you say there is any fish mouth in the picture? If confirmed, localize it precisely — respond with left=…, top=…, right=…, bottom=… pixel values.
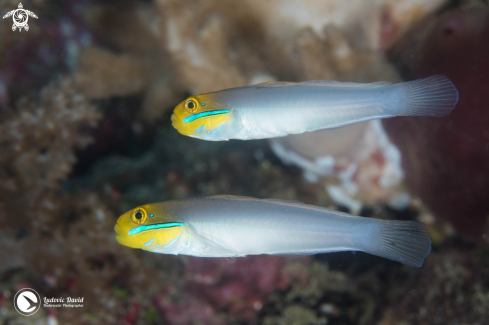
left=114, top=222, right=133, bottom=247
left=172, top=112, right=200, bottom=137
left=114, top=223, right=140, bottom=248
left=171, top=113, right=189, bottom=135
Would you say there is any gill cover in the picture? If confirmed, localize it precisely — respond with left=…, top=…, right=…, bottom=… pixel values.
left=115, top=205, right=184, bottom=250
left=171, top=94, right=231, bottom=138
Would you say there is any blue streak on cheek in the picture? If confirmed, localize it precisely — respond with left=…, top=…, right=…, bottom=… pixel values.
left=186, top=230, right=192, bottom=247
left=163, top=232, right=182, bottom=248
left=211, top=122, right=225, bottom=135
left=195, top=125, right=205, bottom=133
left=143, top=238, right=155, bottom=247
left=150, top=214, right=154, bottom=218
left=201, top=103, right=206, bottom=106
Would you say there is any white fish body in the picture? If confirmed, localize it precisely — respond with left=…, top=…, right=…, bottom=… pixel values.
left=171, top=75, right=459, bottom=141
left=116, top=196, right=432, bottom=267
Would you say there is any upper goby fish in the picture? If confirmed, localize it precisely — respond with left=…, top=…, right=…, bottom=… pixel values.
left=115, top=195, right=431, bottom=267
left=171, top=75, right=459, bottom=141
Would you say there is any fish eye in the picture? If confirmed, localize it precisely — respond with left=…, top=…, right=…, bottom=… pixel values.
left=132, top=208, right=147, bottom=224
left=185, top=99, right=198, bottom=112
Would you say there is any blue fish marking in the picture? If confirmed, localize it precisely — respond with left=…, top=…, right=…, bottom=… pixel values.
left=163, top=232, right=182, bottom=248
left=129, top=222, right=183, bottom=235
left=211, top=122, right=225, bottom=135
left=183, top=110, right=230, bottom=123
left=143, top=238, right=155, bottom=246
left=186, top=230, right=192, bottom=247
left=195, top=125, right=205, bottom=133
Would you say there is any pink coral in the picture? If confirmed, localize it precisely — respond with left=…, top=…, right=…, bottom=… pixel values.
left=157, top=256, right=309, bottom=324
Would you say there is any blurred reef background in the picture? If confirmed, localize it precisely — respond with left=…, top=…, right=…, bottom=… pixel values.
left=0, top=0, right=488, bottom=324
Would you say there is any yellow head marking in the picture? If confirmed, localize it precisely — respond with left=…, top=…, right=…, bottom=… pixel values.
left=115, top=204, right=184, bottom=250
left=171, top=94, right=231, bottom=137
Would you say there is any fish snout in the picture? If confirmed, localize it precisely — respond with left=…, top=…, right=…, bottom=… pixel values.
left=170, top=113, right=179, bottom=126
left=171, top=113, right=192, bottom=136
left=114, top=221, right=132, bottom=247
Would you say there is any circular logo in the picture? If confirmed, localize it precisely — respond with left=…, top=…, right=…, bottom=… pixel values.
left=13, top=288, right=41, bottom=316
left=14, top=10, right=28, bottom=27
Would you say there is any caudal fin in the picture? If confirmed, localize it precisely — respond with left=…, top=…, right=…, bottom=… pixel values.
left=367, top=220, right=431, bottom=267
left=397, top=75, right=459, bottom=117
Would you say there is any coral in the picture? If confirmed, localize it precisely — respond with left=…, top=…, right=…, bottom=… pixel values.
left=157, top=256, right=309, bottom=324
left=0, top=77, right=100, bottom=230
left=384, top=4, right=489, bottom=236
left=380, top=251, right=489, bottom=325
left=163, top=1, right=248, bottom=95
left=3, top=1, right=487, bottom=325
left=0, top=229, right=24, bottom=273
left=290, top=25, right=401, bottom=82
left=262, top=260, right=386, bottom=325
left=0, top=78, right=157, bottom=324
left=263, top=305, right=328, bottom=325
left=73, top=47, right=153, bottom=99
left=75, top=1, right=179, bottom=122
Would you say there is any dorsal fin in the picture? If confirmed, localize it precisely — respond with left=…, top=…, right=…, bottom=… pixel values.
left=300, top=80, right=392, bottom=88
left=262, top=198, right=304, bottom=205
left=261, top=198, right=357, bottom=217
left=252, top=81, right=297, bottom=87
left=252, top=80, right=392, bottom=88
left=208, top=196, right=355, bottom=218
left=208, top=195, right=259, bottom=201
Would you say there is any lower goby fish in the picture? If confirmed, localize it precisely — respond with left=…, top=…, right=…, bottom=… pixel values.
left=115, top=195, right=431, bottom=267
left=171, top=75, right=459, bottom=141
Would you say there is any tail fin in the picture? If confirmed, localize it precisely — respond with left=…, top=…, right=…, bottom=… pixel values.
left=366, top=220, right=431, bottom=267
left=397, top=75, right=459, bottom=117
